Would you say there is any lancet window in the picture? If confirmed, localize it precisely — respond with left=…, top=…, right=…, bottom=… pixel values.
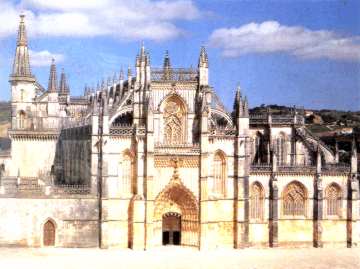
left=213, top=151, right=226, bottom=196
left=250, top=182, right=264, bottom=220
left=276, top=133, right=287, bottom=165
left=121, top=152, right=134, bottom=195
left=325, top=183, right=342, bottom=217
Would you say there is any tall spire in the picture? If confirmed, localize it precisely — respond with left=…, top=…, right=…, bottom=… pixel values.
left=48, top=59, right=58, bottom=92
left=119, top=67, right=124, bottom=81
left=59, top=68, right=69, bottom=94
left=163, top=50, right=171, bottom=69
left=198, top=46, right=208, bottom=68
left=10, top=14, right=34, bottom=81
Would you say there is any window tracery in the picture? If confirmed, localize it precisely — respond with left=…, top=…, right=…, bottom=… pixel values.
left=163, top=97, right=185, bottom=144
left=326, top=183, right=341, bottom=217
left=283, top=181, right=306, bottom=216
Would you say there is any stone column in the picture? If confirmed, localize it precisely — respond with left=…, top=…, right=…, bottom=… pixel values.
left=347, top=138, right=359, bottom=247
left=269, top=151, right=278, bottom=247
left=199, top=109, right=211, bottom=250
left=145, top=105, right=155, bottom=249
left=313, top=174, right=323, bottom=247
left=313, top=149, right=323, bottom=247
left=131, top=134, right=146, bottom=250
left=347, top=174, right=359, bottom=247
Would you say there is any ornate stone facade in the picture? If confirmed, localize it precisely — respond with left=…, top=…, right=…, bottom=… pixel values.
left=0, top=16, right=359, bottom=249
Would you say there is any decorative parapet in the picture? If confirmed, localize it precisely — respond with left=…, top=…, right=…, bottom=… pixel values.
left=0, top=177, right=92, bottom=197
left=322, top=163, right=350, bottom=174
left=249, top=113, right=304, bottom=126
left=151, top=67, right=198, bottom=82
left=8, top=129, right=59, bottom=139
left=210, top=127, right=236, bottom=137
left=70, top=96, right=89, bottom=104
left=250, top=164, right=272, bottom=173
left=250, top=163, right=350, bottom=175
left=51, top=184, right=91, bottom=195
left=110, top=124, right=145, bottom=136
left=154, top=143, right=200, bottom=155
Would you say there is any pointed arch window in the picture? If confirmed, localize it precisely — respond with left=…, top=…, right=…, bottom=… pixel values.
left=325, top=183, right=342, bottom=217
left=121, top=152, right=134, bottom=195
left=250, top=182, right=264, bottom=220
left=283, top=181, right=307, bottom=216
left=213, top=151, right=226, bottom=196
left=163, top=96, right=186, bottom=145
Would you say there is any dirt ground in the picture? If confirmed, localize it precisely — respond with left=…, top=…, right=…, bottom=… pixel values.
left=0, top=247, right=359, bottom=269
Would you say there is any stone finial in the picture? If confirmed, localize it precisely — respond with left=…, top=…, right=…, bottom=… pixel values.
left=163, top=50, right=171, bottom=69
left=119, top=67, right=124, bottom=81
left=59, top=68, right=70, bottom=94
left=233, top=85, right=241, bottom=115
left=48, top=59, right=58, bottom=92
left=243, top=96, right=249, bottom=117
left=351, top=136, right=358, bottom=174
left=334, top=140, right=339, bottom=163
left=127, top=66, right=132, bottom=87
left=272, top=149, right=277, bottom=173
left=199, top=46, right=208, bottom=67
left=18, top=14, right=27, bottom=46
left=316, top=144, right=322, bottom=174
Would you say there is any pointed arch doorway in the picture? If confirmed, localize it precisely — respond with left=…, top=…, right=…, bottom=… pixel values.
left=43, top=220, right=56, bottom=246
left=162, top=212, right=181, bottom=245
left=153, top=180, right=199, bottom=247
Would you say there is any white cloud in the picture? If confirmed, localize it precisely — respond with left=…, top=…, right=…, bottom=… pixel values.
left=209, top=21, right=360, bottom=61
left=0, top=0, right=200, bottom=41
left=29, top=50, right=65, bottom=67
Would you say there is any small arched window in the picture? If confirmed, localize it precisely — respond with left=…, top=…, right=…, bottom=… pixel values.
left=213, top=151, right=226, bottom=196
left=283, top=181, right=307, bottom=216
left=250, top=182, right=264, bottom=220
left=43, top=220, right=56, bottom=246
left=121, top=152, right=134, bottom=195
left=325, top=183, right=342, bottom=217
left=19, top=111, right=26, bottom=129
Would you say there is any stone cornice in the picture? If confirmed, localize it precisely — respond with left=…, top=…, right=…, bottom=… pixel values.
left=9, top=129, right=59, bottom=140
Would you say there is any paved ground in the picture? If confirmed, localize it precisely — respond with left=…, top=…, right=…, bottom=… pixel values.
left=0, top=247, right=359, bottom=269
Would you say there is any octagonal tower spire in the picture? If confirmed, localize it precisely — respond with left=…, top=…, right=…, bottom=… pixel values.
left=10, top=14, right=34, bottom=82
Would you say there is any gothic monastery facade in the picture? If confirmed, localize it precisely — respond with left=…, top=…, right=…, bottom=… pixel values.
left=0, top=15, right=358, bottom=249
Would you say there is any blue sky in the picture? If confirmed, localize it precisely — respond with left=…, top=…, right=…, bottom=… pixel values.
left=0, top=0, right=359, bottom=111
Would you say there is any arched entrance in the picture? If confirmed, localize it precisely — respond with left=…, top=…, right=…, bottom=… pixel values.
left=162, top=212, right=181, bottom=245
left=154, top=179, right=199, bottom=247
left=43, top=220, right=55, bottom=246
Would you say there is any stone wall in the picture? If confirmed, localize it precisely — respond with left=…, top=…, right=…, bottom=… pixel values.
left=0, top=198, right=98, bottom=247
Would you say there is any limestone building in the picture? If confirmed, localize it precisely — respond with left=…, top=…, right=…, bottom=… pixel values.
left=0, top=15, right=359, bottom=249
